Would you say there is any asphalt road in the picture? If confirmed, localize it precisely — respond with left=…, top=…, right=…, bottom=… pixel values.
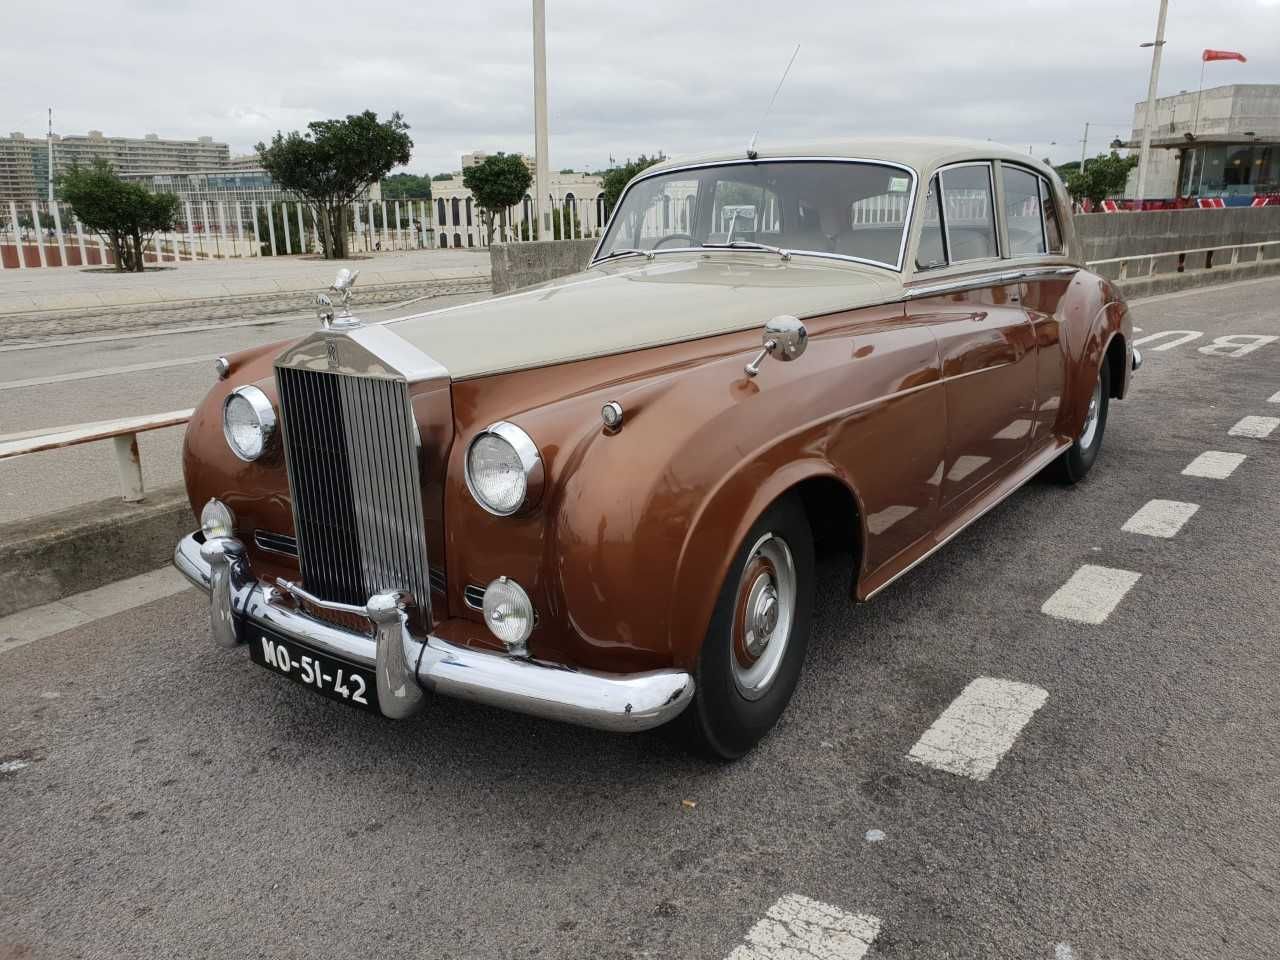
left=2, top=277, right=1278, bottom=959
left=0, top=290, right=489, bottom=523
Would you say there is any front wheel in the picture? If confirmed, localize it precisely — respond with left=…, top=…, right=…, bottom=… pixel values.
left=681, top=495, right=815, bottom=760
left=1053, top=359, right=1111, bottom=484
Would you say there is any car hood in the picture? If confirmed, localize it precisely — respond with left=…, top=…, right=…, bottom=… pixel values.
left=385, top=253, right=902, bottom=380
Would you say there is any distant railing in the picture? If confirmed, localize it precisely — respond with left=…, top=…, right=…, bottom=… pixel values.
left=0, top=408, right=192, bottom=502
left=1088, top=240, right=1280, bottom=280
left=0, top=193, right=604, bottom=269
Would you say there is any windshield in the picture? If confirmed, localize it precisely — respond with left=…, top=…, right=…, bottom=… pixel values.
left=596, top=160, right=914, bottom=269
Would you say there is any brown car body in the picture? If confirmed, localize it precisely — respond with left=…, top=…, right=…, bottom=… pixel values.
left=182, top=139, right=1132, bottom=705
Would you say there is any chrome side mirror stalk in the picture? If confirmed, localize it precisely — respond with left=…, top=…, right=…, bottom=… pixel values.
left=744, top=315, right=808, bottom=378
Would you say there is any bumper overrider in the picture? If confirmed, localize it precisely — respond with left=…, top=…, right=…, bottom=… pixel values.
left=174, top=532, right=694, bottom=732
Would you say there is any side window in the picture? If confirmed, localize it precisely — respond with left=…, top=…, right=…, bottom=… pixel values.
left=1039, top=176, right=1063, bottom=253
left=940, top=164, right=998, bottom=262
left=916, top=175, right=946, bottom=269
left=1001, top=166, right=1046, bottom=256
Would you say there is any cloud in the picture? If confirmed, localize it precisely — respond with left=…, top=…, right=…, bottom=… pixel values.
left=10, top=0, right=1278, bottom=174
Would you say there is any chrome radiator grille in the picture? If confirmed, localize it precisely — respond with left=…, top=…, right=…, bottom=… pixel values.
left=275, top=366, right=431, bottom=617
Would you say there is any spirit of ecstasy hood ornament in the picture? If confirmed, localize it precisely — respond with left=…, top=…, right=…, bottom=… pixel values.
left=316, top=268, right=362, bottom=330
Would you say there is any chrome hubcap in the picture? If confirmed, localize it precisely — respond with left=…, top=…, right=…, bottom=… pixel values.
left=1080, top=378, right=1102, bottom=449
left=731, top=534, right=796, bottom=701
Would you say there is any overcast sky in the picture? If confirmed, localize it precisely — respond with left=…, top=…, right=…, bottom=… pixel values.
left=9, top=0, right=1279, bottom=175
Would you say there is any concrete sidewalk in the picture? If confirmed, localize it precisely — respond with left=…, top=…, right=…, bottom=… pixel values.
left=0, top=248, right=490, bottom=316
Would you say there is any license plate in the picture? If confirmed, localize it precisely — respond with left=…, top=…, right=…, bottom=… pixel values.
left=248, top=629, right=379, bottom=714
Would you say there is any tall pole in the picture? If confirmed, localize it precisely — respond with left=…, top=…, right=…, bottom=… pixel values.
left=1191, top=57, right=1207, bottom=137
left=47, top=107, right=54, bottom=203
left=532, top=0, right=551, bottom=238
left=1133, top=0, right=1169, bottom=208
left=1080, top=121, right=1090, bottom=172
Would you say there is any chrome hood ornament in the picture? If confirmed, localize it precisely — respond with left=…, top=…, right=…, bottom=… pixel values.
left=316, top=268, right=362, bottom=330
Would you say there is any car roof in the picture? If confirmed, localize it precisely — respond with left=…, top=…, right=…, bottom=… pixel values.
left=643, top=137, right=1056, bottom=180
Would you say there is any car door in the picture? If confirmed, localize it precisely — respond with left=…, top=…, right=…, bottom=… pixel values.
left=905, top=164, right=1038, bottom=511
left=998, top=163, right=1074, bottom=445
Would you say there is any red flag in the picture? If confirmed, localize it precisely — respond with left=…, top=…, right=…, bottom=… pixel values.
left=1202, top=49, right=1247, bottom=62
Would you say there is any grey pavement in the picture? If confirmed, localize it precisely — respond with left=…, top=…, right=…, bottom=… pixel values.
left=1, top=278, right=1278, bottom=958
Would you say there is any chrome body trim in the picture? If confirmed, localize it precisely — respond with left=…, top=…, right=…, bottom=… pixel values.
left=175, top=533, right=695, bottom=733
left=902, top=265, right=1077, bottom=300
left=591, top=156, right=919, bottom=272
left=1131, top=347, right=1143, bottom=372
left=464, top=420, right=545, bottom=517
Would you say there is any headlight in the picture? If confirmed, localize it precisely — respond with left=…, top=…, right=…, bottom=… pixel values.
left=464, top=421, right=543, bottom=516
left=201, top=498, right=235, bottom=539
left=481, top=577, right=535, bottom=652
left=222, top=385, right=277, bottom=461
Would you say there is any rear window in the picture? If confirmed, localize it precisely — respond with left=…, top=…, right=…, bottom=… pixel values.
left=939, top=164, right=998, bottom=262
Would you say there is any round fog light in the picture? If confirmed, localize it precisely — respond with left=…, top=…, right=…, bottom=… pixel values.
left=481, top=577, right=535, bottom=652
left=201, top=498, right=235, bottom=540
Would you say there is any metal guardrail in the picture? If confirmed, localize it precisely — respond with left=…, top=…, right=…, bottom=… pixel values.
left=2, top=235, right=1277, bottom=505
left=1088, top=240, right=1280, bottom=280
left=0, top=408, right=193, bottom=502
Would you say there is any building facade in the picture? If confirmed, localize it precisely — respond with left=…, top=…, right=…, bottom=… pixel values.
left=0, top=130, right=231, bottom=202
left=430, top=169, right=605, bottom=248
left=1124, top=83, right=1280, bottom=201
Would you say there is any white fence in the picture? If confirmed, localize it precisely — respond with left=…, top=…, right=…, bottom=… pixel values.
left=0, top=194, right=602, bottom=269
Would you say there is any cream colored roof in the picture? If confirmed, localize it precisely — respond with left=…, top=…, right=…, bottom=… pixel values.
left=646, top=137, right=1057, bottom=180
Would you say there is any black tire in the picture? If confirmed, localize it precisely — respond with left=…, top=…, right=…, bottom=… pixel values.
left=680, top=494, right=815, bottom=760
left=1053, top=359, right=1111, bottom=484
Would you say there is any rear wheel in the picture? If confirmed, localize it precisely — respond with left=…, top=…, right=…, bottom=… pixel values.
left=1054, top=360, right=1111, bottom=483
left=681, top=495, right=815, bottom=760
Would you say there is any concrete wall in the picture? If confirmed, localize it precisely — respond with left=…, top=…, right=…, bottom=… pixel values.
left=489, top=239, right=598, bottom=294
left=1076, top=206, right=1280, bottom=263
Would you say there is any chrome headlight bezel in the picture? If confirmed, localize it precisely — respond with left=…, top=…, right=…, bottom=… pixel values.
left=222, top=385, right=277, bottom=462
left=464, top=421, right=544, bottom=517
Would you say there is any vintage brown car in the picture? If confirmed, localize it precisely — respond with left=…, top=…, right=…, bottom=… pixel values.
left=175, top=138, right=1138, bottom=758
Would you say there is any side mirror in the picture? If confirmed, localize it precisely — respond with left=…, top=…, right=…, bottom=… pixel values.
left=745, top=315, right=808, bottom=377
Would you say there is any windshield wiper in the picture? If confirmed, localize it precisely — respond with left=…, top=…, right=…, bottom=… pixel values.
left=700, top=240, right=792, bottom=261
left=597, top=247, right=655, bottom=262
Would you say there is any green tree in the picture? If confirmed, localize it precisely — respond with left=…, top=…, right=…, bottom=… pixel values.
left=431, top=173, right=454, bottom=181
left=255, top=204, right=315, bottom=256
left=1065, top=152, right=1138, bottom=207
left=381, top=173, right=433, bottom=199
left=256, top=110, right=413, bottom=260
left=462, top=152, right=532, bottom=244
left=58, top=160, right=178, bottom=272
left=601, top=154, right=665, bottom=215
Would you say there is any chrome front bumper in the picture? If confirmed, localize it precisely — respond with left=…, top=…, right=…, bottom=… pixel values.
left=1132, top=347, right=1143, bottom=371
left=173, top=532, right=694, bottom=733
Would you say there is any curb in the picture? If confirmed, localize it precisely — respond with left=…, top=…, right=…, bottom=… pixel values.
left=0, top=485, right=193, bottom=618
left=1111, top=258, right=1280, bottom=300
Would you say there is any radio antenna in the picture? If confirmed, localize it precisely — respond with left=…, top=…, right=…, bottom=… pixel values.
left=747, top=43, right=800, bottom=160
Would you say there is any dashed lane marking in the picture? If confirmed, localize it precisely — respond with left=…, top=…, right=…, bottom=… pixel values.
left=1183, top=451, right=1247, bottom=479
left=1041, top=564, right=1142, bottom=624
left=727, top=894, right=881, bottom=960
left=1228, top=416, right=1279, bottom=439
left=1269, top=390, right=1280, bottom=404
left=1121, top=499, right=1200, bottom=539
left=906, top=677, right=1049, bottom=782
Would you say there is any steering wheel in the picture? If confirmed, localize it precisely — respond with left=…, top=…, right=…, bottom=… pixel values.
left=652, top=233, right=698, bottom=249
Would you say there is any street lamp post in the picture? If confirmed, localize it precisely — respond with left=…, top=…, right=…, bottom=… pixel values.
left=532, top=0, right=551, bottom=238
left=1133, top=0, right=1170, bottom=207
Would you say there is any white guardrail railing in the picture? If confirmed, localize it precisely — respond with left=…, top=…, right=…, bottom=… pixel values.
left=1, top=237, right=1277, bottom=505
left=0, top=408, right=193, bottom=502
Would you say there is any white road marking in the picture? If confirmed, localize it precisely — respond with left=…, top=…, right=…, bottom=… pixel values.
left=906, top=677, right=1048, bottom=781
left=1183, top=451, right=1247, bottom=479
left=0, top=566, right=192, bottom=653
left=864, top=829, right=886, bottom=843
left=727, top=894, right=881, bottom=960
left=1197, top=334, right=1278, bottom=358
left=1055, top=945, right=1076, bottom=960
left=1133, top=329, right=1202, bottom=351
left=1121, top=499, right=1199, bottom=538
left=1041, top=564, right=1141, bottom=624
left=1228, top=415, right=1279, bottom=439
left=0, top=354, right=216, bottom=391
left=0, top=759, right=31, bottom=774
left=1270, top=389, right=1280, bottom=404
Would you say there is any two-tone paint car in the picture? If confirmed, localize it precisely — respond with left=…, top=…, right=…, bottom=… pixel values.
left=175, top=137, right=1139, bottom=758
